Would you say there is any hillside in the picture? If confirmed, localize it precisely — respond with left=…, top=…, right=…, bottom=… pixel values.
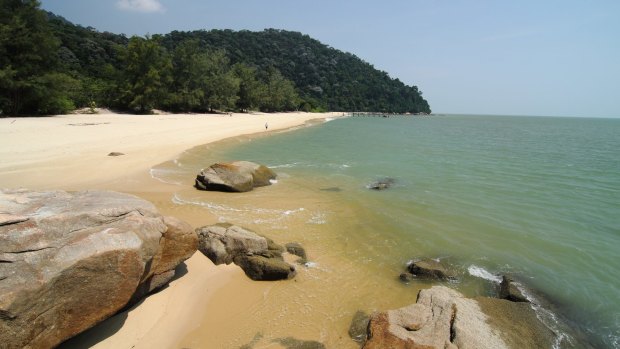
left=160, top=29, right=431, bottom=113
left=0, top=1, right=430, bottom=115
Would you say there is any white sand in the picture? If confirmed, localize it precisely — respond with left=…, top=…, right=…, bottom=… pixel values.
left=61, top=253, right=243, bottom=349
left=0, top=111, right=337, bottom=348
left=0, top=112, right=337, bottom=190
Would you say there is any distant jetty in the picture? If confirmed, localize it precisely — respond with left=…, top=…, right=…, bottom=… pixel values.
left=349, top=112, right=431, bottom=117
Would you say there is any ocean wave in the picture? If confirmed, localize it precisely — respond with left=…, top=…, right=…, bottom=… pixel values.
left=467, top=265, right=502, bottom=283
left=270, top=162, right=301, bottom=169
left=516, top=284, right=575, bottom=349
left=171, top=194, right=244, bottom=212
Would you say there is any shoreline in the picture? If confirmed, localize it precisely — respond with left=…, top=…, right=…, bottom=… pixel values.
left=1, top=111, right=340, bottom=349
left=0, top=111, right=340, bottom=191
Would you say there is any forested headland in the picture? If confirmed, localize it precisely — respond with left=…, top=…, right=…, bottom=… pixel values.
left=0, top=0, right=431, bottom=116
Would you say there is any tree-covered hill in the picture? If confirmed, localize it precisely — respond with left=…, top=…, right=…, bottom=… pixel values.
left=161, top=29, right=431, bottom=113
left=0, top=0, right=430, bottom=115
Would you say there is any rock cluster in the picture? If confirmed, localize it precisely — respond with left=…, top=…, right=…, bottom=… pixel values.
left=195, top=161, right=277, bottom=192
left=362, top=286, right=554, bottom=349
left=196, top=223, right=296, bottom=280
left=0, top=189, right=197, bottom=349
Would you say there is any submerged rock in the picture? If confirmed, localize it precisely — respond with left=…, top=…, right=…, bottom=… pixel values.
left=196, top=223, right=296, bottom=281
left=348, top=310, right=370, bottom=344
left=399, top=272, right=415, bottom=283
left=368, top=177, right=395, bottom=190
left=285, top=242, right=307, bottom=262
left=407, top=258, right=457, bottom=280
left=195, top=161, right=276, bottom=192
left=0, top=189, right=197, bottom=349
left=499, top=275, right=529, bottom=303
left=272, top=337, right=326, bottom=349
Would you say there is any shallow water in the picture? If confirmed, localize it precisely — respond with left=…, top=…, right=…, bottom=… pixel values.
left=153, top=115, right=620, bottom=348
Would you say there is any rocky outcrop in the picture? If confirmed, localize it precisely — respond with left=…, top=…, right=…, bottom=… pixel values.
left=368, top=178, right=395, bottom=190
left=195, top=161, right=277, bottom=192
left=0, top=189, right=198, bottom=349
left=362, top=286, right=554, bottom=349
left=404, top=258, right=457, bottom=280
left=499, top=275, right=529, bottom=303
left=196, top=223, right=296, bottom=281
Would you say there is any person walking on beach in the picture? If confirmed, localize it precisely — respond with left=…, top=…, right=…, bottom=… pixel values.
left=265, top=122, right=268, bottom=130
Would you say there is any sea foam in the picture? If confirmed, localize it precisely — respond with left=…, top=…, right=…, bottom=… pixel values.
left=467, top=265, right=502, bottom=283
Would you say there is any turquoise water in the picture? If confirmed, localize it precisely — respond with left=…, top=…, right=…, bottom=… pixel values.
left=156, top=115, right=620, bottom=348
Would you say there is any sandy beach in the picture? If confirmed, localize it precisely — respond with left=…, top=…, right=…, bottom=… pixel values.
left=0, top=111, right=340, bottom=348
left=0, top=111, right=336, bottom=190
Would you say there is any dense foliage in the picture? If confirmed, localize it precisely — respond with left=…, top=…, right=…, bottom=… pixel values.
left=0, top=1, right=431, bottom=115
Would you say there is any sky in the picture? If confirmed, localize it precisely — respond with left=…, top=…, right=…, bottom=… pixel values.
left=39, top=0, right=620, bottom=117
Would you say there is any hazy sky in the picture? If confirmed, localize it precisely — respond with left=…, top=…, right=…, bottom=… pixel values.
left=40, top=0, right=620, bottom=117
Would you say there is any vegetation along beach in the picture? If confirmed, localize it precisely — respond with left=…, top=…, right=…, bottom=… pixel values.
left=1, top=1, right=619, bottom=349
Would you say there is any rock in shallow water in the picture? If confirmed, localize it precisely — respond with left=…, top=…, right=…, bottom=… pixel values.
left=196, top=223, right=296, bottom=281
left=499, top=275, right=530, bottom=303
left=0, top=189, right=197, bottom=349
left=407, top=258, right=457, bottom=280
left=195, top=161, right=277, bottom=192
left=368, top=177, right=395, bottom=190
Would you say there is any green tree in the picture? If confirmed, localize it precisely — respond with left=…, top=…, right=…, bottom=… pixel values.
left=232, top=63, right=264, bottom=112
left=0, top=0, right=75, bottom=115
left=202, top=49, right=239, bottom=112
left=260, top=68, right=298, bottom=112
left=168, top=39, right=208, bottom=111
left=118, top=35, right=172, bottom=113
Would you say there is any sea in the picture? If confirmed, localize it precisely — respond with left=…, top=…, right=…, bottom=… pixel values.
left=152, top=114, right=620, bottom=348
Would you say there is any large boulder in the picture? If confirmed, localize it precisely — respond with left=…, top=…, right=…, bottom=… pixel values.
left=0, top=189, right=197, bottom=349
left=406, top=258, right=457, bottom=280
left=196, top=224, right=296, bottom=281
left=195, top=161, right=277, bottom=192
left=362, top=286, right=554, bottom=349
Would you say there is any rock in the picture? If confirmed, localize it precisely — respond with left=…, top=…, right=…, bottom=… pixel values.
left=368, top=178, right=395, bottom=190
left=107, top=152, right=124, bottom=156
left=0, top=189, right=197, bottom=349
left=348, top=310, right=370, bottom=344
left=499, top=275, right=529, bottom=303
left=407, top=258, right=457, bottom=280
left=320, top=187, right=342, bottom=192
left=399, top=272, right=415, bottom=283
left=196, top=223, right=295, bottom=281
left=234, top=255, right=296, bottom=281
left=272, top=337, right=326, bottom=349
left=285, top=242, right=307, bottom=261
left=362, top=286, right=554, bottom=349
left=363, top=286, right=508, bottom=349
left=195, top=161, right=277, bottom=192
left=196, top=223, right=268, bottom=265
